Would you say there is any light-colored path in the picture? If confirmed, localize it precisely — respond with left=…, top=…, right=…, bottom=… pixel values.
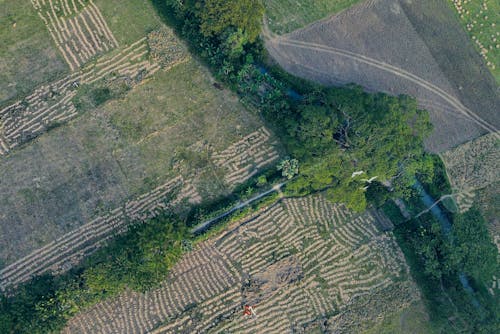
left=263, top=20, right=500, bottom=139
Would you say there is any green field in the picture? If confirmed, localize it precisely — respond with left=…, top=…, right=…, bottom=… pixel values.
left=363, top=301, right=436, bottom=334
left=95, top=0, right=163, bottom=45
left=448, top=0, right=500, bottom=83
left=264, top=0, right=363, bottom=34
left=0, top=0, right=68, bottom=104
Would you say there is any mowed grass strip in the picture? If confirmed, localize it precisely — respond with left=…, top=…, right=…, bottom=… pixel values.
left=448, top=0, right=500, bottom=83
left=264, top=0, right=363, bottom=34
left=0, top=0, right=68, bottom=104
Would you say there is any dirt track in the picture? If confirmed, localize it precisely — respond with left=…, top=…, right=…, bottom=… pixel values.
left=264, top=0, right=500, bottom=152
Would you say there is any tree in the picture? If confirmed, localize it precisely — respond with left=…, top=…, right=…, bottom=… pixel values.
left=449, top=208, right=498, bottom=283
left=195, top=0, right=264, bottom=42
left=277, top=158, right=299, bottom=179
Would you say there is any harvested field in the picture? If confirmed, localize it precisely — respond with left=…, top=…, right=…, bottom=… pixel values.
left=0, top=28, right=186, bottom=156
left=31, top=0, right=118, bottom=71
left=441, top=132, right=499, bottom=211
left=0, top=176, right=201, bottom=291
left=264, top=0, right=363, bottom=34
left=265, top=0, right=500, bottom=152
left=448, top=0, right=500, bottom=82
left=63, top=194, right=421, bottom=333
left=211, top=127, right=280, bottom=187
left=0, top=0, right=68, bottom=104
left=0, top=52, right=281, bottom=276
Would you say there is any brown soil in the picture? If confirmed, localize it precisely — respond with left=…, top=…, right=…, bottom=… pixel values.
left=265, top=0, right=500, bottom=152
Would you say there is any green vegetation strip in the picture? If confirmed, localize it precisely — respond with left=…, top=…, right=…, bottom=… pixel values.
left=264, top=0, right=364, bottom=34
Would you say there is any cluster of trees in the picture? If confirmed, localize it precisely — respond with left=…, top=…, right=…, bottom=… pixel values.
left=0, top=216, right=187, bottom=333
left=392, top=206, right=499, bottom=333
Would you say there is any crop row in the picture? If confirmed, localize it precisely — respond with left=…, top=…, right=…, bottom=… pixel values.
left=211, top=127, right=280, bottom=187
left=0, top=37, right=163, bottom=156
left=31, top=0, right=118, bottom=71
left=0, top=176, right=200, bottom=291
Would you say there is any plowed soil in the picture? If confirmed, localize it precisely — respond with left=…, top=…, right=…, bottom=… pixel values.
left=265, top=0, right=500, bottom=152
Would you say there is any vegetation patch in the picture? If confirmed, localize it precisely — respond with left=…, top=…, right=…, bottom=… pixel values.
left=263, top=0, right=364, bottom=34
left=448, top=0, right=500, bottom=82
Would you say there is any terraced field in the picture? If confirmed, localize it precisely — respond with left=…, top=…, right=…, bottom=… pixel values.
left=441, top=131, right=499, bottom=212
left=63, top=194, right=421, bottom=333
left=0, top=0, right=281, bottom=282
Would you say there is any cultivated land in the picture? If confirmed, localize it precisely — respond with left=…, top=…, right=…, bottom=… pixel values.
left=0, top=0, right=282, bottom=286
left=264, top=0, right=363, bottom=34
left=441, top=132, right=499, bottom=205
left=63, top=194, right=422, bottom=333
left=264, top=0, right=500, bottom=152
left=441, top=132, right=499, bottom=252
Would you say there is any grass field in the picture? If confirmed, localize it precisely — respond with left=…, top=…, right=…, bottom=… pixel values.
left=63, top=194, right=422, bottom=333
left=448, top=0, right=500, bottom=83
left=0, top=0, right=68, bottom=104
left=0, top=0, right=282, bottom=283
left=264, top=0, right=363, bottom=34
left=363, top=300, right=435, bottom=334
left=95, top=0, right=163, bottom=45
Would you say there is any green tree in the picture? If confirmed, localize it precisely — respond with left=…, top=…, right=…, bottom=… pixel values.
left=449, top=208, right=498, bottom=283
left=277, top=158, right=299, bottom=179
left=195, top=0, right=264, bottom=42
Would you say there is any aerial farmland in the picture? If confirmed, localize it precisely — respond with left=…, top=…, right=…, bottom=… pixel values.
left=1, top=0, right=498, bottom=333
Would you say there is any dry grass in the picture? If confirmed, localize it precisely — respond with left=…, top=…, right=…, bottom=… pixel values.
left=63, top=194, right=421, bottom=333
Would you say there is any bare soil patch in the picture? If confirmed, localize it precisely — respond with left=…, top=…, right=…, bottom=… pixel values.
left=265, top=0, right=500, bottom=152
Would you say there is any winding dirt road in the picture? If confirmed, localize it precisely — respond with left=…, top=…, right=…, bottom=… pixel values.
left=262, top=21, right=499, bottom=139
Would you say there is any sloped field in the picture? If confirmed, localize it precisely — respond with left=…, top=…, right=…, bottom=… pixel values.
left=441, top=131, right=499, bottom=211
left=0, top=0, right=281, bottom=280
left=63, top=194, right=420, bottom=333
left=265, top=0, right=500, bottom=152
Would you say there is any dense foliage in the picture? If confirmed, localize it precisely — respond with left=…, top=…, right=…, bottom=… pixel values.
left=386, top=198, right=499, bottom=333
left=0, top=216, right=187, bottom=333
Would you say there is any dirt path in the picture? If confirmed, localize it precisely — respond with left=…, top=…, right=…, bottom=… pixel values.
left=262, top=20, right=500, bottom=139
left=191, top=182, right=285, bottom=234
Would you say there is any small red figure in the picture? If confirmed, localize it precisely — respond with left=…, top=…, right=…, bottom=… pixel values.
left=243, top=305, right=257, bottom=317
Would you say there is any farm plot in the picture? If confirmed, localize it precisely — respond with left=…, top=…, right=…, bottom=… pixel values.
left=211, top=127, right=280, bottom=187
left=0, top=55, right=277, bottom=274
left=0, top=27, right=187, bottom=156
left=0, top=0, right=68, bottom=104
left=264, top=0, right=363, bottom=34
left=63, top=194, right=420, bottom=333
left=441, top=132, right=499, bottom=212
left=31, top=0, right=118, bottom=71
left=0, top=176, right=201, bottom=292
left=265, top=0, right=500, bottom=152
left=448, top=0, right=500, bottom=82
